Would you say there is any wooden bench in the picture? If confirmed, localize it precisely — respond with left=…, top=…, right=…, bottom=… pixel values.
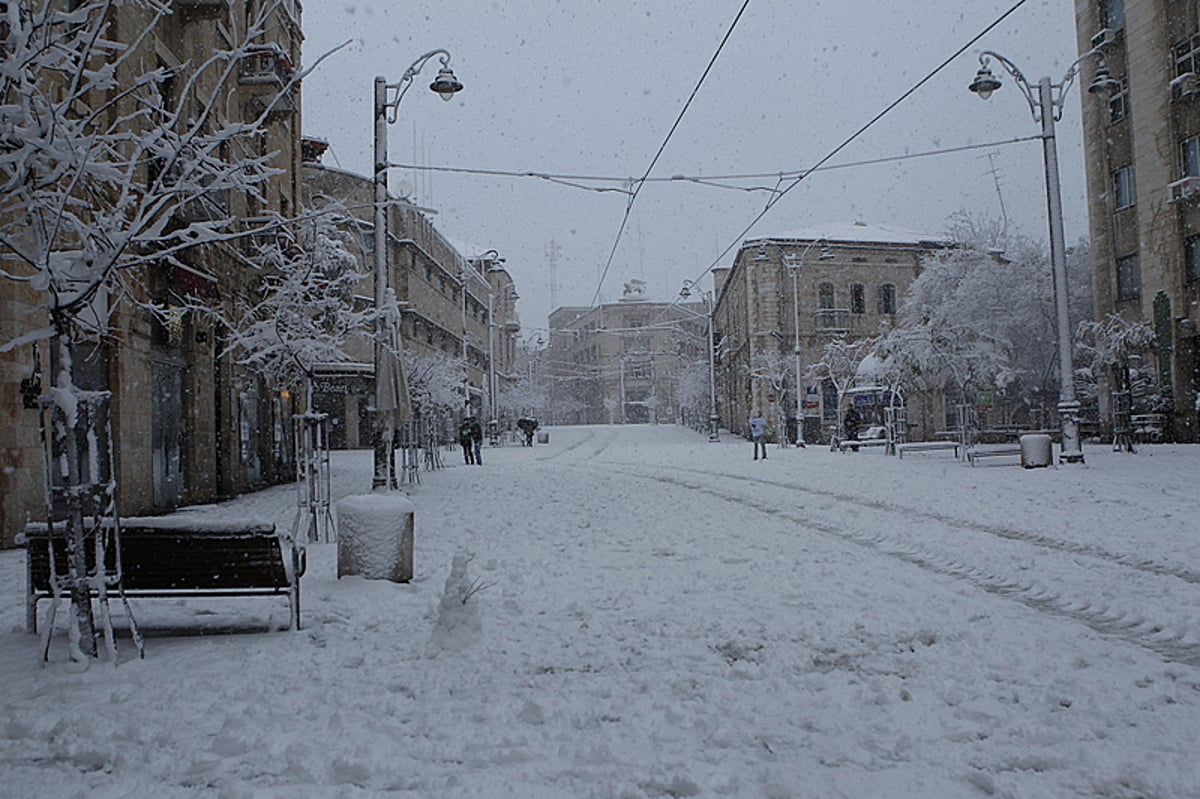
left=897, top=441, right=961, bottom=459
left=967, top=446, right=1022, bottom=466
left=1131, top=413, right=1167, bottom=444
left=23, top=518, right=306, bottom=636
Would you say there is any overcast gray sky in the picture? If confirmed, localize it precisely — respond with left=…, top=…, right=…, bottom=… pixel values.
left=300, top=0, right=1088, bottom=337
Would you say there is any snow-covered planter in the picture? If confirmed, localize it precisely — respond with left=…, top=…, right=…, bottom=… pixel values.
left=336, top=494, right=415, bottom=582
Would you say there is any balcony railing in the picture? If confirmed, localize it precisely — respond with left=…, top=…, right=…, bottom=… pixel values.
left=814, top=308, right=850, bottom=333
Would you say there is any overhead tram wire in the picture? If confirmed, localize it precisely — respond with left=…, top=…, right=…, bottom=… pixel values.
left=389, top=135, right=1043, bottom=196
left=677, top=0, right=1033, bottom=297
left=589, top=0, right=753, bottom=308
left=631, top=0, right=1033, bottom=338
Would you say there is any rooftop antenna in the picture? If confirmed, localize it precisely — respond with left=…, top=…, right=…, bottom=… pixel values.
left=546, top=239, right=561, bottom=310
left=984, top=151, right=1009, bottom=236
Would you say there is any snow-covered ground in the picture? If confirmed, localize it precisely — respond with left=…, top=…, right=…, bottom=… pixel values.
left=2, top=425, right=1198, bottom=798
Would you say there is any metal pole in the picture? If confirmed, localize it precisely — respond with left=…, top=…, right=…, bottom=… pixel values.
left=790, top=259, right=806, bottom=446
left=706, top=291, right=719, bottom=441
left=461, top=267, right=470, bottom=411
left=487, top=289, right=497, bottom=441
left=1039, top=77, right=1083, bottom=463
left=619, top=357, right=627, bottom=425
left=372, top=75, right=394, bottom=489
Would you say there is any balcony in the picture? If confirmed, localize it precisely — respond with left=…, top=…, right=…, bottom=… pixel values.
left=1171, top=72, right=1200, bottom=102
left=1168, top=176, right=1200, bottom=204
left=814, top=308, right=850, bottom=334
left=240, top=45, right=292, bottom=87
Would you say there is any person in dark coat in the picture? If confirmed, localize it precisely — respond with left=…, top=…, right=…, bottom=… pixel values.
left=843, top=406, right=861, bottom=441
left=469, top=416, right=484, bottom=465
left=458, top=417, right=476, bottom=464
left=517, top=417, right=539, bottom=446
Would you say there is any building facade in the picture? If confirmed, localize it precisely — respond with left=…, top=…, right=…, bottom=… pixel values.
left=713, top=224, right=948, bottom=443
left=548, top=282, right=707, bottom=426
left=300, top=151, right=520, bottom=446
left=1075, top=0, right=1200, bottom=440
left=0, top=1, right=304, bottom=547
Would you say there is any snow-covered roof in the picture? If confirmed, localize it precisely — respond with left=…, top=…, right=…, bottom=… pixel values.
left=446, top=236, right=503, bottom=262
left=749, top=222, right=950, bottom=247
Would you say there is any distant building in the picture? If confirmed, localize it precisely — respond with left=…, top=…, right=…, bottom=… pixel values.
left=714, top=224, right=949, bottom=442
left=1074, top=0, right=1200, bottom=441
left=548, top=282, right=707, bottom=426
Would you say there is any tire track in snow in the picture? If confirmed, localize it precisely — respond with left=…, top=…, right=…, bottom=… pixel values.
left=607, top=460, right=1200, bottom=586
left=580, top=461, right=1200, bottom=669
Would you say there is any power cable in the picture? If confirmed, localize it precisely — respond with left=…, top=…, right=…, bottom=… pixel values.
left=680, top=0, right=1032, bottom=295
left=388, top=135, right=1042, bottom=196
left=590, top=0, right=753, bottom=307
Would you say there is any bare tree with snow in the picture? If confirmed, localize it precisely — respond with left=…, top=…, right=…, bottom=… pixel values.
left=0, top=0, right=307, bottom=661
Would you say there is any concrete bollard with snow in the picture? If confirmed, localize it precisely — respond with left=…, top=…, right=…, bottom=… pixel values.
left=336, top=494, right=414, bottom=582
left=1019, top=433, right=1054, bottom=469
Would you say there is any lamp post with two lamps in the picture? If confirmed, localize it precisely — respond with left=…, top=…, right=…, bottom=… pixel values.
left=371, top=50, right=463, bottom=488
left=967, top=48, right=1116, bottom=464
left=679, top=280, right=720, bottom=442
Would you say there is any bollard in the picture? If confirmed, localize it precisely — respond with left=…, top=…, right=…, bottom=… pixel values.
left=1019, top=433, right=1053, bottom=469
left=336, top=494, right=415, bottom=582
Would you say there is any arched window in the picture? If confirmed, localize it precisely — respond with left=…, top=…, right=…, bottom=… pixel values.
left=850, top=283, right=866, bottom=314
left=818, top=282, right=835, bottom=310
left=877, top=283, right=897, bottom=315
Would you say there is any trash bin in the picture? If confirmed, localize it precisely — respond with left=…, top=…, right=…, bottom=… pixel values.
left=1019, top=433, right=1053, bottom=469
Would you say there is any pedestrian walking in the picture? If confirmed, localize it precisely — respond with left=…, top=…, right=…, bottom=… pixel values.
left=469, top=416, right=484, bottom=465
left=748, top=411, right=768, bottom=460
left=843, top=405, right=861, bottom=442
left=458, top=416, right=476, bottom=465
left=517, top=416, right=539, bottom=447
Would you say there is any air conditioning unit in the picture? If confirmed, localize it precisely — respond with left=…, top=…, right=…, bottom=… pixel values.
left=1091, top=28, right=1118, bottom=49
left=1173, top=72, right=1200, bottom=101
left=1168, top=176, right=1200, bottom=203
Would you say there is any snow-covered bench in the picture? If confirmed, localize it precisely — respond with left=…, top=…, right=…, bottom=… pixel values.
left=23, top=518, right=306, bottom=635
left=836, top=438, right=888, bottom=452
left=897, top=441, right=961, bottom=459
left=967, top=446, right=1022, bottom=466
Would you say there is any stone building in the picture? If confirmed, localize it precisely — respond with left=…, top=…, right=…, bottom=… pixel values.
left=0, top=1, right=304, bottom=547
left=713, top=224, right=948, bottom=443
left=548, top=281, right=707, bottom=426
left=300, top=148, right=520, bottom=446
left=1073, top=0, right=1200, bottom=440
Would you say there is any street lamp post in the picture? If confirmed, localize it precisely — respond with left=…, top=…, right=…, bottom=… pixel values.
left=967, top=48, right=1112, bottom=464
left=680, top=281, right=720, bottom=441
left=783, top=240, right=834, bottom=447
left=371, top=50, right=463, bottom=488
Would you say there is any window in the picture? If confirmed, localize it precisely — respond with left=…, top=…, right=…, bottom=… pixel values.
left=1100, top=0, right=1124, bottom=30
left=1183, top=134, right=1200, bottom=178
left=1176, top=32, right=1200, bottom=77
left=1187, top=236, right=1200, bottom=283
left=1113, top=165, right=1135, bottom=209
left=877, top=283, right=897, bottom=315
left=1108, top=76, right=1129, bottom=123
left=818, top=282, right=835, bottom=310
left=822, top=380, right=838, bottom=421
left=850, top=283, right=866, bottom=314
left=1116, top=253, right=1141, bottom=301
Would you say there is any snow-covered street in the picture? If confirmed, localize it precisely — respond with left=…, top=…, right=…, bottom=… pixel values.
left=2, top=425, right=1199, bottom=798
